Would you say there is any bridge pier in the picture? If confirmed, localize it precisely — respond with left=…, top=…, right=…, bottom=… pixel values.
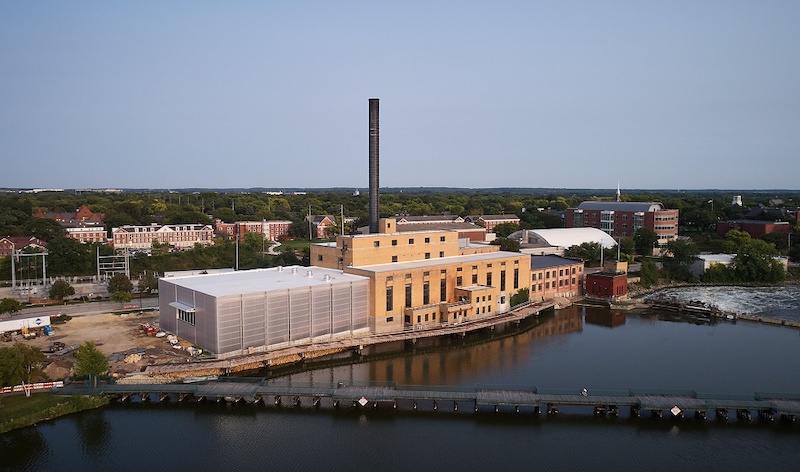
left=333, top=399, right=339, bottom=408
left=736, top=409, right=751, bottom=422
left=630, top=406, right=640, bottom=418
left=393, top=401, right=397, bottom=410
left=515, top=406, right=520, bottom=414
left=534, top=406, right=540, bottom=415
left=159, top=393, right=169, bottom=403
left=313, top=397, right=321, bottom=409
left=781, top=414, right=795, bottom=423
left=293, top=396, right=301, bottom=407
left=715, top=408, right=728, bottom=420
left=453, top=401, right=458, bottom=412
left=758, top=410, right=773, bottom=422
left=494, top=405, right=499, bottom=413
left=695, top=410, right=707, bottom=420
left=547, top=404, right=559, bottom=415
left=651, top=410, right=663, bottom=418
left=433, top=400, right=437, bottom=411
left=413, top=400, right=417, bottom=410
left=275, top=395, right=281, bottom=406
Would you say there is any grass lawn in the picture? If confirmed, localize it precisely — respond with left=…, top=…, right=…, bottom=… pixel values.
left=0, top=392, right=109, bottom=434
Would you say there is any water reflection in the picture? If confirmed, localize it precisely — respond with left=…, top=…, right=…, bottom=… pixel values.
left=74, top=410, right=110, bottom=457
left=0, top=426, right=48, bottom=471
left=585, top=310, right=626, bottom=328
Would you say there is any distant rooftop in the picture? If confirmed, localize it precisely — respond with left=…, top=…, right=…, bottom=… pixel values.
left=576, top=202, right=667, bottom=212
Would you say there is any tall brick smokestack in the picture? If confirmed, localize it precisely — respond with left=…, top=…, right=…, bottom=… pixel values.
left=369, top=98, right=380, bottom=234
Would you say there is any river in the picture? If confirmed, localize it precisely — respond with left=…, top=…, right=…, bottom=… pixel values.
left=2, top=286, right=800, bottom=472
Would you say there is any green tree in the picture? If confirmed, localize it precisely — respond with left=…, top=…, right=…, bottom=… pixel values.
left=702, top=263, right=734, bottom=283
left=0, top=298, right=24, bottom=316
left=49, top=279, right=75, bottom=300
left=564, top=242, right=601, bottom=265
left=108, top=273, right=133, bottom=294
left=662, top=239, right=700, bottom=281
left=510, top=288, right=530, bottom=306
left=721, top=230, right=752, bottom=254
left=111, top=291, right=133, bottom=303
left=74, top=341, right=109, bottom=386
left=732, top=239, right=785, bottom=283
left=46, top=236, right=93, bottom=275
left=0, top=346, right=25, bottom=387
left=14, top=343, right=45, bottom=379
left=638, top=258, right=660, bottom=288
left=138, top=271, right=159, bottom=295
left=490, top=237, right=521, bottom=252
left=492, top=222, right=521, bottom=238
left=634, top=228, right=659, bottom=257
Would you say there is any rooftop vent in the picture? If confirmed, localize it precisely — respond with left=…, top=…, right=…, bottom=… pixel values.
left=306, top=270, right=314, bottom=278
left=277, top=266, right=283, bottom=272
left=291, top=267, right=298, bottom=274
left=322, top=274, right=331, bottom=282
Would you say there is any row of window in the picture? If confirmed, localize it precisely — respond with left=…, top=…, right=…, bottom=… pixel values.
left=376, top=236, right=447, bottom=247
left=531, top=277, right=578, bottom=291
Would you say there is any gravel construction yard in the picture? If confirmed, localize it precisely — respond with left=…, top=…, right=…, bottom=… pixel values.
left=17, top=311, right=193, bottom=378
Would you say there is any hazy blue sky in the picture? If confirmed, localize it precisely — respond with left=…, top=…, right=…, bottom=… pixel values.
left=1, top=1, right=798, bottom=190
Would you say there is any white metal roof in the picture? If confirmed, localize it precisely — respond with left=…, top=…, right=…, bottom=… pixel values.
left=159, top=266, right=367, bottom=297
left=521, top=228, right=617, bottom=249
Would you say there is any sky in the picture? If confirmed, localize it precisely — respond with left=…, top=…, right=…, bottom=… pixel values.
left=1, top=1, right=798, bottom=190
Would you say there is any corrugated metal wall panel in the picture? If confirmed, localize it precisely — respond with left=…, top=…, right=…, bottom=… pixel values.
left=267, top=291, right=289, bottom=345
left=289, top=289, right=311, bottom=341
left=332, top=285, right=352, bottom=333
left=241, top=293, right=266, bottom=350
left=216, top=297, right=242, bottom=355
left=311, top=286, right=332, bottom=337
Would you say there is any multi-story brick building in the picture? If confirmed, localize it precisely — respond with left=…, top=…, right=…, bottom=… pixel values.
left=715, top=220, right=790, bottom=239
left=112, top=224, right=214, bottom=250
left=214, top=219, right=293, bottom=242
left=307, top=215, right=336, bottom=239
left=0, top=236, right=48, bottom=256
left=65, top=227, right=108, bottom=244
left=529, top=255, right=584, bottom=301
left=565, top=202, right=679, bottom=246
left=34, top=205, right=104, bottom=226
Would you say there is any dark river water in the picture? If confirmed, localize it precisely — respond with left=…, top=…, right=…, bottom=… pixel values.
left=3, top=286, right=800, bottom=472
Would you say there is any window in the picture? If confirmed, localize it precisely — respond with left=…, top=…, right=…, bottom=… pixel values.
left=456, top=276, right=463, bottom=286
left=440, top=279, right=447, bottom=301
left=409, top=238, right=415, bottom=244
left=423, top=282, right=430, bottom=305
left=423, top=271, right=430, bottom=277
left=487, top=272, right=492, bottom=287
left=559, top=269, right=564, bottom=276
left=417, top=315, right=421, bottom=323
left=178, top=308, right=195, bottom=326
left=405, top=284, right=412, bottom=307
left=386, top=316, right=394, bottom=322
left=546, top=272, right=550, bottom=279
left=317, top=255, right=323, bottom=261
left=500, top=270, right=506, bottom=291
left=472, top=274, right=478, bottom=284
left=513, top=268, right=519, bottom=289
left=424, top=237, right=430, bottom=243
left=440, top=236, right=446, bottom=242
left=392, top=239, right=397, bottom=246
left=425, top=252, right=431, bottom=259
left=386, top=286, right=394, bottom=312
left=572, top=267, right=576, bottom=274
left=392, top=255, right=398, bottom=263
left=404, top=315, right=411, bottom=323
left=374, top=241, right=380, bottom=247
left=439, top=251, right=445, bottom=258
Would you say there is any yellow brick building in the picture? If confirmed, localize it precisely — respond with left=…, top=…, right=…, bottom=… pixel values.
left=310, top=219, right=532, bottom=334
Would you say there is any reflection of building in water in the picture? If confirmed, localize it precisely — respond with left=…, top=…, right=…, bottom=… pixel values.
left=585, top=310, right=626, bottom=328
left=368, top=308, right=583, bottom=385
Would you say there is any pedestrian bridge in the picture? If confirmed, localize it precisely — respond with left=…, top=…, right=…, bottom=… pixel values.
left=63, top=380, right=800, bottom=422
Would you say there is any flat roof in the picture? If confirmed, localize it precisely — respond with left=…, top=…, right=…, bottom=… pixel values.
left=348, top=251, right=525, bottom=274
left=530, top=255, right=584, bottom=270
left=160, top=266, right=367, bottom=297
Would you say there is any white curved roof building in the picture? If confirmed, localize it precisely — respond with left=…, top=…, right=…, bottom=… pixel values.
left=513, top=228, right=617, bottom=250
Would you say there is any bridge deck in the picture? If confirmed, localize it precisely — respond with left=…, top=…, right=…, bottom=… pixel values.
left=62, top=382, right=800, bottom=416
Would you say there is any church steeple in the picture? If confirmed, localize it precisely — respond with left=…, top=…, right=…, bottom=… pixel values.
left=616, top=182, right=621, bottom=202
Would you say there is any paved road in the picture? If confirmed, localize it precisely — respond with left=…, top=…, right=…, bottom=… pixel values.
left=4, top=297, right=159, bottom=320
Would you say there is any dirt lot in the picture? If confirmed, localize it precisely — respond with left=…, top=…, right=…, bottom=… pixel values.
left=16, top=311, right=193, bottom=378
